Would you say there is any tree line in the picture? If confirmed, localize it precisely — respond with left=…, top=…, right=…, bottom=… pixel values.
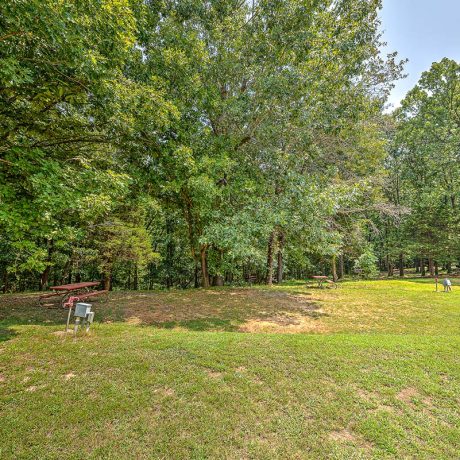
left=1, top=1, right=457, bottom=292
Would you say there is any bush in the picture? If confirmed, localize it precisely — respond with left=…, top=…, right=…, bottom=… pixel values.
left=354, top=246, right=379, bottom=278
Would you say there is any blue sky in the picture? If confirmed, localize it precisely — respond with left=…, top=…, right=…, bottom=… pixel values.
left=379, top=0, right=460, bottom=110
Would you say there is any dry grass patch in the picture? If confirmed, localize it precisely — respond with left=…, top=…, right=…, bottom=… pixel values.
left=396, top=387, right=419, bottom=405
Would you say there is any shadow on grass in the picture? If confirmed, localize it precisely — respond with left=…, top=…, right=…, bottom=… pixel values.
left=1, top=287, right=329, bottom=334
left=0, top=293, right=114, bottom=339
left=0, top=326, right=18, bottom=342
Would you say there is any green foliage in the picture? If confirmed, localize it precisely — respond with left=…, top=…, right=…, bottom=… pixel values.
left=1, top=0, right=406, bottom=290
left=377, top=58, right=460, bottom=273
left=354, top=245, right=379, bottom=278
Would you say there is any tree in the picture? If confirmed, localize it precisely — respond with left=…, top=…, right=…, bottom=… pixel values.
left=135, top=0, right=403, bottom=286
left=391, top=59, right=460, bottom=274
left=0, top=0, right=174, bottom=286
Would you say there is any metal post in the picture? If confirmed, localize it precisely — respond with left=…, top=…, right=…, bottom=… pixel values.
left=66, top=306, right=73, bottom=332
left=74, top=317, right=80, bottom=336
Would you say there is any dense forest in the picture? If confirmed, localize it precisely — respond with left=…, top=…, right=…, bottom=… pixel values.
left=1, top=0, right=459, bottom=292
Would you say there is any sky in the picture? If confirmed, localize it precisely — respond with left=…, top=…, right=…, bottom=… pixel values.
left=379, top=0, right=460, bottom=111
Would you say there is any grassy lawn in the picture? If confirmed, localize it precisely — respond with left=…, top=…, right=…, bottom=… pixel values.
left=1, top=279, right=460, bottom=459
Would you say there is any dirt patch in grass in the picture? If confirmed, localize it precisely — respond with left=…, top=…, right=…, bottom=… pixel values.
left=329, top=427, right=373, bottom=452
left=396, top=387, right=419, bottom=405
left=240, top=311, right=330, bottom=333
left=206, top=370, right=223, bottom=379
left=154, top=387, right=175, bottom=397
left=329, top=429, right=356, bottom=442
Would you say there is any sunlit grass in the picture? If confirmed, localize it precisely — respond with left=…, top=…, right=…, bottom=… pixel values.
left=1, top=279, right=460, bottom=458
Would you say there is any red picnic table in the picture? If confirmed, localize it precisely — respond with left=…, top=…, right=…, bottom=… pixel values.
left=311, top=276, right=329, bottom=288
left=39, top=281, right=108, bottom=332
left=38, top=281, right=102, bottom=308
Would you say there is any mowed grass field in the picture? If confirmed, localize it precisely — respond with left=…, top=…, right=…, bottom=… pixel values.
left=1, top=279, right=460, bottom=459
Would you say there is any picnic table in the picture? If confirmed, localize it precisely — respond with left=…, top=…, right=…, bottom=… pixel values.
left=38, top=281, right=101, bottom=308
left=312, top=276, right=328, bottom=288
left=39, top=281, right=108, bottom=332
left=311, top=276, right=338, bottom=288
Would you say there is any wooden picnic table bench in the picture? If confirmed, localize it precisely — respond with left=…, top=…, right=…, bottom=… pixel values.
left=311, top=276, right=338, bottom=289
left=312, top=276, right=328, bottom=288
left=38, top=281, right=108, bottom=332
left=38, top=281, right=102, bottom=308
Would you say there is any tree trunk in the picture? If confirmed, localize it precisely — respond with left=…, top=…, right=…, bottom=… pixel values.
left=39, top=240, right=54, bottom=291
left=149, top=263, right=155, bottom=290
left=415, top=258, right=420, bottom=273
left=200, top=245, right=210, bottom=288
left=166, top=217, right=174, bottom=289
left=266, top=230, right=277, bottom=285
left=2, top=270, right=8, bottom=294
left=434, top=261, right=439, bottom=277
left=39, top=265, right=51, bottom=291
left=103, top=271, right=111, bottom=291
left=428, top=257, right=435, bottom=277
left=399, top=252, right=404, bottom=278
left=332, top=255, right=338, bottom=282
left=194, top=265, right=199, bottom=288
left=387, top=261, right=394, bottom=277
left=276, top=232, right=285, bottom=284
left=133, top=264, right=139, bottom=290
left=338, top=254, right=344, bottom=279
left=213, top=275, right=224, bottom=286
left=420, top=257, right=426, bottom=276
left=447, top=262, right=452, bottom=274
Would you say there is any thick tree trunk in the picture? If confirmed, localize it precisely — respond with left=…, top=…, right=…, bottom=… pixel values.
left=420, top=257, right=426, bottom=276
left=276, top=232, right=285, bottom=284
left=103, top=271, right=111, bottom=291
left=338, top=254, right=344, bottom=279
left=428, top=257, right=435, bottom=277
left=399, top=252, right=404, bottom=278
left=447, top=262, right=452, bottom=274
left=332, top=255, right=338, bottom=282
left=434, top=261, right=439, bottom=277
left=200, top=245, right=210, bottom=288
left=415, top=258, right=420, bottom=273
left=39, top=265, right=51, bottom=291
left=266, top=230, right=277, bottom=286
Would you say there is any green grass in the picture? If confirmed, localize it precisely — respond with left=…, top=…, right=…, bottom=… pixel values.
left=1, top=279, right=460, bottom=459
